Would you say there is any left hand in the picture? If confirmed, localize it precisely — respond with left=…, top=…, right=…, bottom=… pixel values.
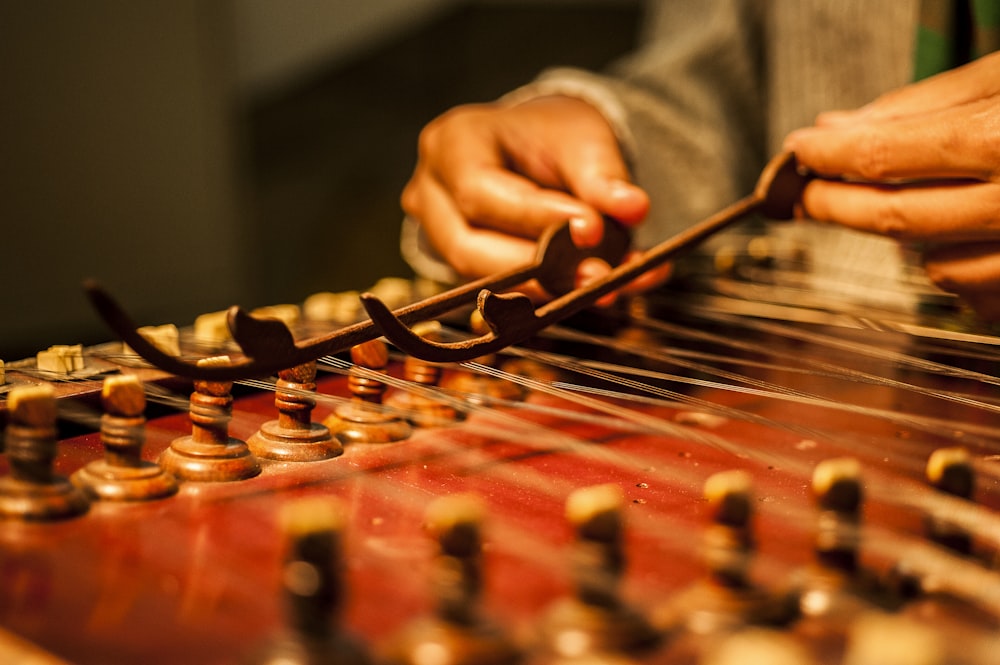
left=783, top=50, right=1000, bottom=320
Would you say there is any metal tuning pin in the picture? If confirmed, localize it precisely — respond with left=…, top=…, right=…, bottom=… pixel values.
left=654, top=471, right=794, bottom=642
left=248, top=361, right=343, bottom=462
left=71, top=374, right=178, bottom=501
left=699, top=629, right=816, bottom=665
left=538, top=484, right=660, bottom=663
left=159, top=356, right=261, bottom=482
left=385, top=321, right=465, bottom=427
left=252, top=497, right=372, bottom=665
left=924, top=446, right=975, bottom=556
left=382, top=494, right=521, bottom=665
left=888, top=447, right=980, bottom=603
left=883, top=447, right=1000, bottom=641
left=790, top=458, right=895, bottom=659
left=323, top=339, right=411, bottom=445
left=0, top=384, right=89, bottom=521
left=841, top=613, right=946, bottom=665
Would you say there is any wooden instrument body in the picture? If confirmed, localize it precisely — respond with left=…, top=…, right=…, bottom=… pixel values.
left=0, top=303, right=998, bottom=664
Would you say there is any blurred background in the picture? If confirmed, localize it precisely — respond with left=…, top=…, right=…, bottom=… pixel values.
left=0, top=0, right=642, bottom=360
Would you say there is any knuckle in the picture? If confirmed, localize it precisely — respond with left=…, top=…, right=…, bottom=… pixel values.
left=855, top=128, right=892, bottom=181
left=419, top=103, right=490, bottom=157
left=400, top=178, right=421, bottom=217
left=872, top=192, right=910, bottom=239
left=450, top=176, right=488, bottom=221
left=416, top=120, right=442, bottom=158
left=445, top=237, right=484, bottom=280
left=454, top=177, right=528, bottom=232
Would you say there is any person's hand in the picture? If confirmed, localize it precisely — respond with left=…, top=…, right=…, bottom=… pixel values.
left=402, top=95, right=668, bottom=301
left=783, top=51, right=1000, bottom=319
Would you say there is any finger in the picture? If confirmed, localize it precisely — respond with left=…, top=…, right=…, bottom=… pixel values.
left=573, top=252, right=672, bottom=307
left=416, top=177, right=537, bottom=280
left=923, top=241, right=1000, bottom=321
left=500, top=279, right=550, bottom=304
left=785, top=96, right=1000, bottom=182
left=800, top=179, right=1000, bottom=243
left=576, top=258, right=619, bottom=308
left=815, top=50, right=1000, bottom=127
left=546, top=140, right=650, bottom=251
left=498, top=97, right=649, bottom=240
left=619, top=251, right=672, bottom=296
left=556, top=149, right=650, bottom=227
left=923, top=241, right=1000, bottom=292
left=416, top=106, right=590, bottom=243
left=450, top=164, right=606, bottom=242
left=425, top=121, right=608, bottom=245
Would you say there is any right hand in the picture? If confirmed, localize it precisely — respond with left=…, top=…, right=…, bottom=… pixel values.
left=784, top=51, right=1000, bottom=320
left=402, top=95, right=665, bottom=298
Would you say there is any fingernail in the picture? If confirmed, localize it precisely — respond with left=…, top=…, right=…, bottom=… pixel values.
left=607, top=179, right=638, bottom=201
left=568, top=216, right=597, bottom=247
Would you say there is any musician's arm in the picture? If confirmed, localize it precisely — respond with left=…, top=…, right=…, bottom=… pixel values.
left=784, top=50, right=1000, bottom=319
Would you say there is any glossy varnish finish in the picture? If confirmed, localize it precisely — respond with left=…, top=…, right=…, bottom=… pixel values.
left=0, top=302, right=999, bottom=664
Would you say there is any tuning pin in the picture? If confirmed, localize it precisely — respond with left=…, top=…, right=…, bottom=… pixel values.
left=886, top=447, right=1000, bottom=635
left=889, top=447, right=980, bottom=603
left=841, top=612, right=946, bottom=665
left=799, top=458, right=891, bottom=606
left=248, top=361, right=343, bottom=462
left=303, top=290, right=363, bottom=328
left=925, top=447, right=975, bottom=555
left=700, top=629, right=816, bottom=665
left=441, top=310, right=525, bottom=405
left=538, top=484, right=659, bottom=663
left=252, top=496, right=372, bottom=665
left=381, top=494, right=520, bottom=665
left=71, top=374, right=178, bottom=501
left=654, top=471, right=793, bottom=639
left=537, top=652, right=641, bottom=665
left=386, top=322, right=464, bottom=428
left=702, top=470, right=755, bottom=588
left=0, top=384, right=89, bottom=520
left=324, top=339, right=412, bottom=445
left=159, top=356, right=261, bottom=482
left=790, top=459, right=896, bottom=660
left=811, top=458, right=862, bottom=566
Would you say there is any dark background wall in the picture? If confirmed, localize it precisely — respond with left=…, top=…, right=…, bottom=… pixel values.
left=0, top=1, right=642, bottom=360
left=0, top=2, right=244, bottom=360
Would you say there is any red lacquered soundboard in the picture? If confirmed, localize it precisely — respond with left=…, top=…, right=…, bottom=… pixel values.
left=1, top=300, right=999, bottom=665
